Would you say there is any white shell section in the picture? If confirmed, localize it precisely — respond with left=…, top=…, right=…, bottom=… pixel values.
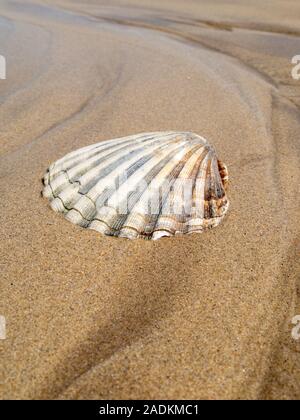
left=43, top=132, right=229, bottom=240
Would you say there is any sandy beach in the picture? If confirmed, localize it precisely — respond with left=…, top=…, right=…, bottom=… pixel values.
left=1, top=0, right=300, bottom=399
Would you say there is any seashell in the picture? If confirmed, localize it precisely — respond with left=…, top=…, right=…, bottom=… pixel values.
left=42, top=132, right=229, bottom=240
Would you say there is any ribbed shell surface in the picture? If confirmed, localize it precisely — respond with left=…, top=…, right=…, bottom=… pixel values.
left=43, top=132, right=229, bottom=240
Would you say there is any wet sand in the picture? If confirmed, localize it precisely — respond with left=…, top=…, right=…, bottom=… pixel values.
left=0, top=0, right=300, bottom=399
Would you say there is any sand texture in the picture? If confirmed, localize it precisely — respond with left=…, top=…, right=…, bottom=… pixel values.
left=0, top=0, right=300, bottom=400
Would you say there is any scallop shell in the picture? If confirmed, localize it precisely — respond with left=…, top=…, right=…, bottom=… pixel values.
left=43, top=132, right=229, bottom=240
